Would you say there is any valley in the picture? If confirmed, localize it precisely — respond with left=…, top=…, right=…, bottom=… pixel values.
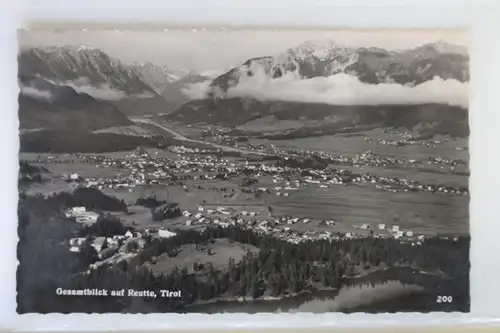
left=16, top=32, right=470, bottom=314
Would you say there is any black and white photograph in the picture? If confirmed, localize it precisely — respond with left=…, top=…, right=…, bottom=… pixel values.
left=16, top=28, right=470, bottom=314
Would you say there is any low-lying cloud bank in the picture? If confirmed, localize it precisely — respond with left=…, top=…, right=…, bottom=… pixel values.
left=69, top=83, right=127, bottom=100
left=183, top=68, right=469, bottom=108
left=229, top=70, right=469, bottom=108
left=181, top=80, right=213, bottom=100
left=20, top=86, right=53, bottom=101
left=46, top=77, right=155, bottom=100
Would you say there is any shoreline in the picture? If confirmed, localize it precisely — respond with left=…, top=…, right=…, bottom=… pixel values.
left=184, top=266, right=445, bottom=309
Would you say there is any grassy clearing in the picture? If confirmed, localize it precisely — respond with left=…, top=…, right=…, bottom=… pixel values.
left=144, top=238, right=259, bottom=276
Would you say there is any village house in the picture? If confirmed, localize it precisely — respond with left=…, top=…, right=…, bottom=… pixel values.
left=68, top=237, right=86, bottom=252
left=65, top=206, right=86, bottom=218
left=65, top=207, right=99, bottom=224
left=91, top=237, right=106, bottom=252
left=158, top=228, right=177, bottom=239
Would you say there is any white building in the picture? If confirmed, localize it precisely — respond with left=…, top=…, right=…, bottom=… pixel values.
left=69, top=237, right=86, bottom=252
left=405, top=231, right=414, bottom=237
left=69, top=246, right=81, bottom=253
left=66, top=207, right=99, bottom=224
left=65, top=206, right=86, bottom=218
left=69, top=173, right=79, bottom=180
left=158, top=228, right=177, bottom=239
left=75, top=212, right=99, bottom=223
left=378, top=224, right=386, bottom=230
left=69, top=237, right=86, bottom=247
left=125, top=230, right=134, bottom=239
left=91, top=237, right=106, bottom=252
left=392, top=225, right=400, bottom=232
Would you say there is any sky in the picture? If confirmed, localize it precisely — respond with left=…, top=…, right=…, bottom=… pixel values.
left=18, top=29, right=468, bottom=72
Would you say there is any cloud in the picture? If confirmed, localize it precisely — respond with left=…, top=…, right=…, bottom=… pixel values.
left=181, top=80, right=212, bottom=100
left=20, top=86, right=53, bottom=101
left=69, top=83, right=127, bottom=100
left=199, top=69, right=225, bottom=78
left=132, top=92, right=156, bottom=99
left=54, top=77, right=125, bottom=100
left=45, top=77, right=155, bottom=100
left=225, top=67, right=469, bottom=108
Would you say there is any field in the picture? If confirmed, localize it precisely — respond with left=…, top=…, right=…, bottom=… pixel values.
left=93, top=123, right=169, bottom=137
left=237, top=115, right=325, bottom=133
left=143, top=238, right=259, bottom=276
left=250, top=131, right=468, bottom=160
left=107, top=171, right=467, bottom=236
left=19, top=126, right=470, bottom=237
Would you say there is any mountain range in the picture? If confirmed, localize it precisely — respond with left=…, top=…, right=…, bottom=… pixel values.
left=19, top=46, right=156, bottom=96
left=18, top=40, right=470, bottom=142
left=19, top=75, right=132, bottom=131
left=165, top=40, right=469, bottom=138
left=129, top=62, right=214, bottom=108
left=208, top=40, right=469, bottom=98
left=18, top=46, right=210, bottom=117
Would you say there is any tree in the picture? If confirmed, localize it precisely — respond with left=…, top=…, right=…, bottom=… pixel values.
left=126, top=240, right=139, bottom=253
left=79, top=242, right=99, bottom=266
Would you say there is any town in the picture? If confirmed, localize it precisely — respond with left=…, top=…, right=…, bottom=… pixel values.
left=19, top=136, right=468, bottom=273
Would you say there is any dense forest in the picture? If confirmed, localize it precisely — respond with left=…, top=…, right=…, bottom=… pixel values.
left=17, top=195, right=99, bottom=312
left=17, top=192, right=470, bottom=313
left=18, top=161, right=48, bottom=185
left=135, top=196, right=166, bottom=209
left=19, top=161, right=49, bottom=175
left=151, top=204, right=182, bottom=221
left=20, top=130, right=161, bottom=153
left=20, top=129, right=214, bottom=153
left=45, top=188, right=128, bottom=213
left=79, top=214, right=130, bottom=238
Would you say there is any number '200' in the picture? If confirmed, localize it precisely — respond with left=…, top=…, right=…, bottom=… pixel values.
left=437, top=296, right=453, bottom=303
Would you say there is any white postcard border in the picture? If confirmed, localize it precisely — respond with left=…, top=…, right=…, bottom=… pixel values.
left=1, top=0, right=500, bottom=330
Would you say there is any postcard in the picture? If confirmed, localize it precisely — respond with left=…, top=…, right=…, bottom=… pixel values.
left=16, top=27, right=470, bottom=314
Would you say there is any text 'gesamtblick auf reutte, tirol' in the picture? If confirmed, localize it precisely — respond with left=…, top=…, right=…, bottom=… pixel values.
left=55, top=288, right=182, bottom=298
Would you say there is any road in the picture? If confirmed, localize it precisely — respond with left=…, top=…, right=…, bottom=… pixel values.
left=132, top=118, right=275, bottom=157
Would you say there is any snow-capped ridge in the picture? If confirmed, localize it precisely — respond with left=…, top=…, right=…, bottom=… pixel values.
left=209, top=38, right=469, bottom=97
left=19, top=45, right=158, bottom=97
